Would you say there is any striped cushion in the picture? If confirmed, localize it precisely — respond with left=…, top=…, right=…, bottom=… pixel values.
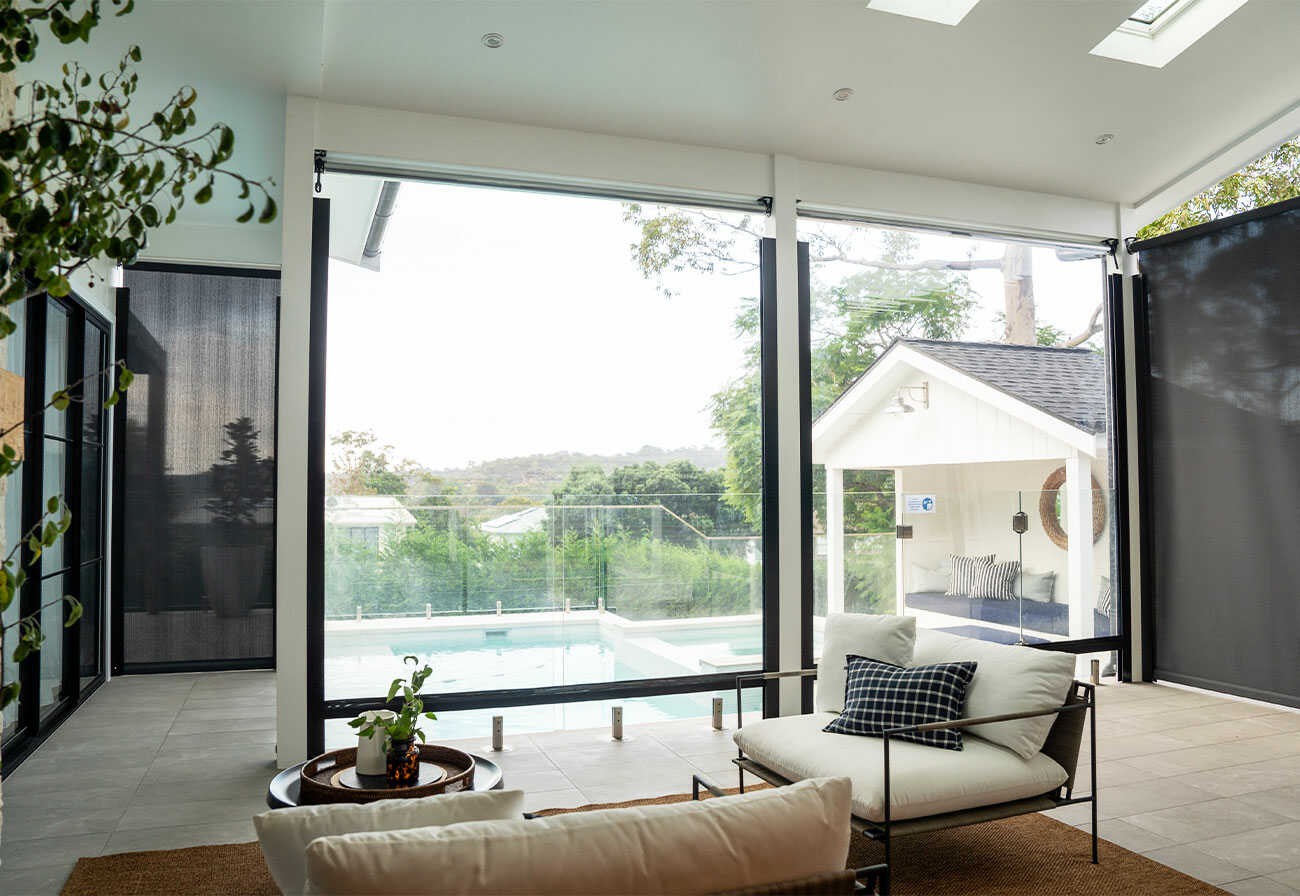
left=823, top=655, right=978, bottom=751
left=1098, top=577, right=1115, bottom=616
left=946, top=554, right=994, bottom=596
left=969, top=560, right=1020, bottom=600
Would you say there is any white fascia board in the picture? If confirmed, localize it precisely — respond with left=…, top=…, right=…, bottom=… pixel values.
left=1090, top=0, right=1250, bottom=69
left=1134, top=99, right=1300, bottom=224
left=811, top=344, right=905, bottom=460
left=866, top=0, right=981, bottom=27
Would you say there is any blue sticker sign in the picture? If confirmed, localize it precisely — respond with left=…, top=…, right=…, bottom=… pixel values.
left=904, top=494, right=937, bottom=514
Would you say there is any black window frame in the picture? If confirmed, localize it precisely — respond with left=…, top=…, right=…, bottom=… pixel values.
left=305, top=192, right=788, bottom=755
left=2, top=289, right=113, bottom=778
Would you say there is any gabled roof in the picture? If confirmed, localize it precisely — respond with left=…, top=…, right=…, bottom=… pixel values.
left=816, top=338, right=1107, bottom=436
left=899, top=339, right=1107, bottom=435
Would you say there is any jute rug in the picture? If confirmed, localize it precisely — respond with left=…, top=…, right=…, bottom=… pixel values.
left=62, top=789, right=1228, bottom=896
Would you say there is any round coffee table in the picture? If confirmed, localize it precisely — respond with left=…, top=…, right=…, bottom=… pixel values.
left=267, top=752, right=504, bottom=809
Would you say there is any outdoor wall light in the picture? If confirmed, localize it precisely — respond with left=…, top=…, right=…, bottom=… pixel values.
left=883, top=381, right=929, bottom=414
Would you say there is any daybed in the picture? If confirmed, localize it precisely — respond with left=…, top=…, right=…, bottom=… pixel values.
left=727, top=618, right=1097, bottom=896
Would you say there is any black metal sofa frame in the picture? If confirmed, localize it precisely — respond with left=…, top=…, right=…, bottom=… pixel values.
left=723, top=669, right=1098, bottom=895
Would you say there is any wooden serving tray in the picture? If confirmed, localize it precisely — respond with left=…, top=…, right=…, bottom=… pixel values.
left=298, top=744, right=476, bottom=805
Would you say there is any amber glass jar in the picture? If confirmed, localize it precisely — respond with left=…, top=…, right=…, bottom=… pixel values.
left=386, top=736, right=419, bottom=787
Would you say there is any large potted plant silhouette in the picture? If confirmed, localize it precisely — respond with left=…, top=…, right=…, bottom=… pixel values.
left=201, top=418, right=274, bottom=617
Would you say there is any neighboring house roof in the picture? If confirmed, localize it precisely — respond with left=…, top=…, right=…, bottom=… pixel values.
left=820, top=338, right=1107, bottom=435
left=325, top=495, right=418, bottom=527
left=480, top=505, right=548, bottom=536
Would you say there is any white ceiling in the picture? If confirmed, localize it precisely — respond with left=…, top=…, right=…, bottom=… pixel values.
left=33, top=0, right=1300, bottom=208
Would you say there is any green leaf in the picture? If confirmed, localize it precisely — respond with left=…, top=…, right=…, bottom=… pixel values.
left=51, top=390, right=69, bottom=410
left=194, top=179, right=213, bottom=204
left=236, top=203, right=254, bottom=224
left=0, top=682, right=19, bottom=710
left=258, top=195, right=278, bottom=224
left=47, top=496, right=59, bottom=513
left=103, top=392, right=119, bottom=408
left=47, top=275, right=71, bottom=298
left=65, top=596, right=82, bottom=625
left=118, top=366, right=134, bottom=389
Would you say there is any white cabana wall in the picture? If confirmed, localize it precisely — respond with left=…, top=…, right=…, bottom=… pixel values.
left=815, top=344, right=1110, bottom=643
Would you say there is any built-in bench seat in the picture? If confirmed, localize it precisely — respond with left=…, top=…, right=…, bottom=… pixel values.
left=905, top=591, right=1113, bottom=638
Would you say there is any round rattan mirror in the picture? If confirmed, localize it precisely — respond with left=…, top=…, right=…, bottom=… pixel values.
left=1038, top=466, right=1106, bottom=551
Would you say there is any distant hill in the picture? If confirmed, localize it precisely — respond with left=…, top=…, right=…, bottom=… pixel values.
left=425, top=445, right=725, bottom=500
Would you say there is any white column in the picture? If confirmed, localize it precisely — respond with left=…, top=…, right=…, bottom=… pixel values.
left=1065, top=451, right=1095, bottom=642
left=771, top=154, right=802, bottom=714
left=275, top=95, right=319, bottom=767
left=894, top=468, right=905, bottom=615
left=826, top=466, right=845, bottom=615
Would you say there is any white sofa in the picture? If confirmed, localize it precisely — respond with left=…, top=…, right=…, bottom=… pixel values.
left=728, top=617, right=1097, bottom=895
left=258, top=777, right=878, bottom=896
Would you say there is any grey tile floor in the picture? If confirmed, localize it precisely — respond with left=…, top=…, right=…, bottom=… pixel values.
left=1, top=672, right=1298, bottom=895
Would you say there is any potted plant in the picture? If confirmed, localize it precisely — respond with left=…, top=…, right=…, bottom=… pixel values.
left=201, top=417, right=274, bottom=617
left=349, top=655, right=437, bottom=787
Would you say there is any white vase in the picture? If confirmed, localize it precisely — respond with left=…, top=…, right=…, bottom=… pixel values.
left=355, top=710, right=395, bottom=776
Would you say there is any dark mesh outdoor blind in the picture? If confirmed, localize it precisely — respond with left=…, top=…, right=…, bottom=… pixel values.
left=119, top=268, right=279, bottom=668
left=1139, top=200, right=1300, bottom=707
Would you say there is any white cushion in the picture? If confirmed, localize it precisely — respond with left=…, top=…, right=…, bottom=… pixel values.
left=734, top=712, right=1066, bottom=822
left=909, top=564, right=949, bottom=593
left=255, top=789, right=525, bottom=894
left=304, top=777, right=853, bottom=896
left=911, top=629, right=1076, bottom=759
left=815, top=613, right=917, bottom=713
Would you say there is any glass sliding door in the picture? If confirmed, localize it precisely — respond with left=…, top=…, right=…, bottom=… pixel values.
left=315, top=174, right=770, bottom=746
left=797, top=215, right=1122, bottom=664
left=1, top=293, right=112, bottom=774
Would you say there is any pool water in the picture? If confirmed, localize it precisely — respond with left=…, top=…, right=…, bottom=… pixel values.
left=323, top=620, right=766, bottom=741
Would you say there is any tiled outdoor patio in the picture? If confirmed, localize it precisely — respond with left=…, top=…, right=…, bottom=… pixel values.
left=1, top=671, right=1299, bottom=895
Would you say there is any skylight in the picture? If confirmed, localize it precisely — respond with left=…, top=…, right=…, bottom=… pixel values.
left=1091, top=0, right=1249, bottom=68
left=1129, top=0, right=1182, bottom=26
left=865, top=0, right=982, bottom=27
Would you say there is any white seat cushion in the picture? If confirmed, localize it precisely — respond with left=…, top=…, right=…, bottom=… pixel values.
left=815, top=613, right=917, bottom=713
left=304, top=777, right=853, bottom=896
left=734, top=712, right=1067, bottom=823
left=254, top=789, right=525, bottom=894
left=911, top=629, right=1077, bottom=759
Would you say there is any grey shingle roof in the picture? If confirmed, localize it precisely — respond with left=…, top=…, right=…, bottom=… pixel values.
left=899, top=339, right=1108, bottom=434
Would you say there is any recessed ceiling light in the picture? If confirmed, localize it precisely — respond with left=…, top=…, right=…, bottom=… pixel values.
left=1095, top=133, right=1115, bottom=145
left=832, top=88, right=855, bottom=102
left=481, top=32, right=504, bottom=49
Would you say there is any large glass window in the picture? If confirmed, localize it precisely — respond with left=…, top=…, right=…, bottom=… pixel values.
left=798, top=217, right=1119, bottom=663
left=319, top=177, right=766, bottom=741
left=2, top=293, right=111, bottom=766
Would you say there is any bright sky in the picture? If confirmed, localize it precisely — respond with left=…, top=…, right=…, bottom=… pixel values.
left=325, top=180, right=1104, bottom=471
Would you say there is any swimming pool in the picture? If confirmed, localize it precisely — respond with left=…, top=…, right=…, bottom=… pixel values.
left=323, top=613, right=769, bottom=741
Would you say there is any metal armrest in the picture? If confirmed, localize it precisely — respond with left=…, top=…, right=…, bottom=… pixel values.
left=883, top=693, right=1090, bottom=737
left=735, top=668, right=818, bottom=733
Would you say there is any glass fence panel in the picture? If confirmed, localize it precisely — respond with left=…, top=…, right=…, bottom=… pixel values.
left=324, top=687, right=764, bottom=749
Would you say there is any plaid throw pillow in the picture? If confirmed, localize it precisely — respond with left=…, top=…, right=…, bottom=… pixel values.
left=823, top=655, right=978, bottom=751
left=947, top=553, right=993, bottom=596
left=969, top=560, right=1020, bottom=600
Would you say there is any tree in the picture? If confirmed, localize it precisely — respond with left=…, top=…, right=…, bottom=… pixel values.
left=624, top=204, right=1089, bottom=347
left=204, top=417, right=272, bottom=526
left=1138, top=138, right=1300, bottom=240
left=329, top=429, right=412, bottom=497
